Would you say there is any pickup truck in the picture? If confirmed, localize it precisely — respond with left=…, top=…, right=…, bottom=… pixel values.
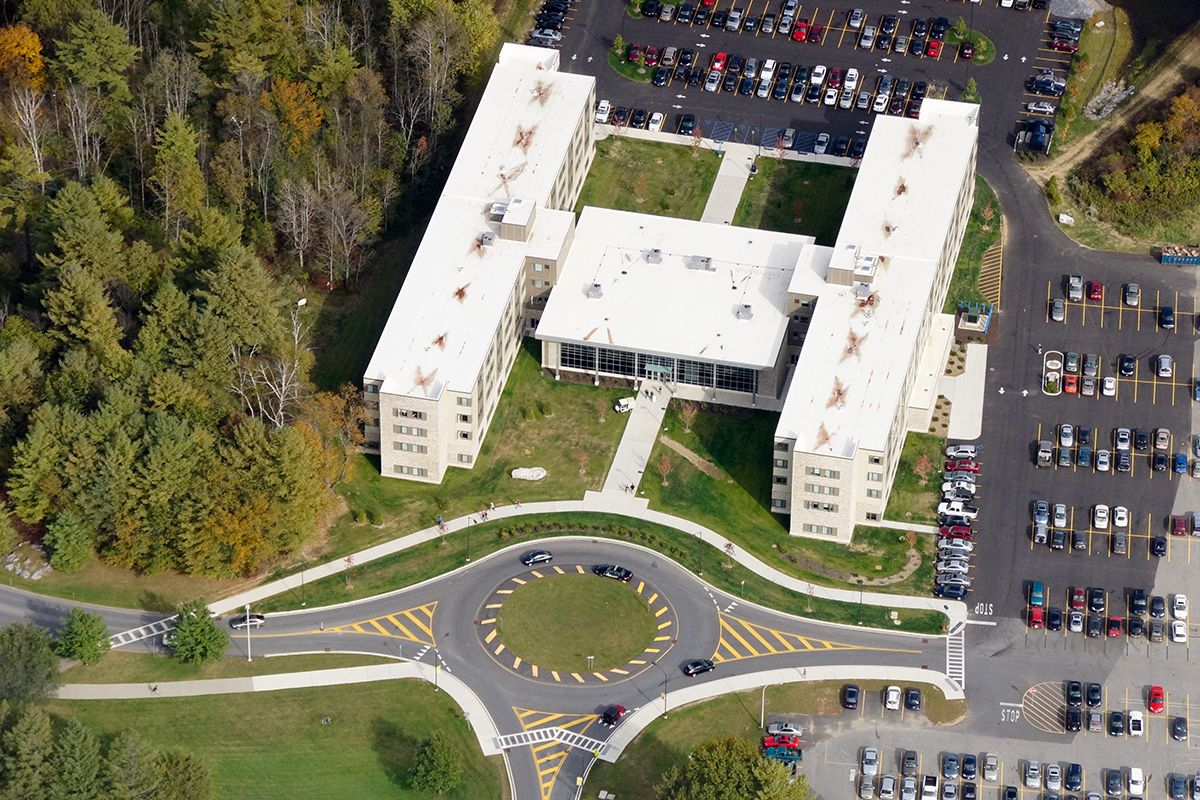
left=1037, top=440, right=1053, bottom=468
left=1066, top=275, right=1083, bottom=302
left=922, top=775, right=939, bottom=800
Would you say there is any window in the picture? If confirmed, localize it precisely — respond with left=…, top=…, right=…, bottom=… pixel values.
left=869, top=455, right=882, bottom=465
left=532, top=296, right=546, bottom=304
left=677, top=359, right=714, bottom=387
left=821, top=486, right=838, bottom=496
left=774, top=476, right=788, bottom=485
left=868, top=472, right=882, bottom=482
left=458, top=414, right=472, bottom=424
left=823, top=469, right=840, bottom=479
left=393, top=465, right=427, bottom=476
left=799, top=315, right=810, bottom=324
left=774, top=459, right=788, bottom=469
left=561, top=343, right=596, bottom=371
left=458, top=397, right=471, bottom=407
left=715, top=364, right=757, bottom=394
left=775, top=442, right=790, bottom=452
left=532, top=279, right=544, bottom=288
left=365, top=384, right=380, bottom=393
left=865, top=512, right=879, bottom=521
left=393, top=442, right=427, bottom=454
left=772, top=499, right=788, bottom=509
left=807, top=467, right=821, bottom=476
left=597, top=347, right=636, bottom=377
left=396, top=409, right=426, bottom=420
left=458, top=454, right=473, bottom=463
left=867, top=489, right=881, bottom=498
left=532, top=263, right=544, bottom=271
left=805, top=483, right=820, bottom=493
left=821, top=503, right=837, bottom=512
left=800, top=300, right=812, bottom=309
left=393, top=425, right=426, bottom=436
left=458, top=431, right=471, bottom=440
left=804, top=501, right=821, bottom=510
left=638, top=353, right=675, bottom=380
left=802, top=524, right=837, bottom=536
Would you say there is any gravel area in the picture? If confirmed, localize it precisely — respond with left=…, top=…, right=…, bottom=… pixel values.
left=1049, top=0, right=1110, bottom=22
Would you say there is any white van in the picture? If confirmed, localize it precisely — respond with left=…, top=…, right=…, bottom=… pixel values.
left=1128, top=768, right=1144, bottom=797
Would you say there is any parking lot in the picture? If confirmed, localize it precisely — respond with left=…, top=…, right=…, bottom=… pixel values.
left=551, top=0, right=1064, bottom=149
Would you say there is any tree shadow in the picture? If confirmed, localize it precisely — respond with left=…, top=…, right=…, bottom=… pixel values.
left=371, top=717, right=421, bottom=790
left=136, top=591, right=178, bottom=614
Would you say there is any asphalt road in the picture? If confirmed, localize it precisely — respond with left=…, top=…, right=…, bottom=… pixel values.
left=553, top=0, right=1064, bottom=150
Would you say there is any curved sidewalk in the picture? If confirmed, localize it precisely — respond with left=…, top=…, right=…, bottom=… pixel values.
left=206, top=497, right=966, bottom=630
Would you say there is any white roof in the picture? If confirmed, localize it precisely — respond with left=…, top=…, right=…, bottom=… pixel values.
left=363, top=44, right=593, bottom=399
left=441, top=44, right=595, bottom=206
left=777, top=100, right=979, bottom=455
left=536, top=208, right=816, bottom=369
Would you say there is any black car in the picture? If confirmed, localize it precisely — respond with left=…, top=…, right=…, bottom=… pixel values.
left=679, top=113, right=696, bottom=135
left=521, top=549, right=553, bottom=566
left=1131, top=588, right=1147, bottom=615
left=1088, top=587, right=1106, bottom=614
left=905, top=687, right=922, bottom=710
left=642, top=0, right=660, bottom=15
left=683, top=658, right=715, bottom=676
left=843, top=684, right=860, bottom=709
left=832, top=136, right=850, bottom=157
left=743, top=15, right=758, bottom=33
left=712, top=10, right=728, bottom=27
left=630, top=108, right=647, bottom=128
left=738, top=76, right=754, bottom=95
left=1152, top=536, right=1168, bottom=557
left=1154, top=452, right=1169, bottom=471
left=882, top=15, right=898, bottom=34
left=1066, top=680, right=1083, bottom=707
left=722, top=72, right=739, bottom=92
left=679, top=49, right=695, bottom=66
left=652, top=67, right=669, bottom=86
left=593, top=564, right=633, bottom=582
left=687, top=67, right=703, bottom=86
left=601, top=704, right=626, bottom=726
left=1050, top=530, right=1066, bottom=551
left=909, top=36, right=925, bottom=57
left=1047, top=606, right=1063, bottom=630
left=694, top=6, right=709, bottom=25
left=963, top=784, right=977, bottom=800
left=1108, top=711, right=1124, bottom=738
left=674, top=62, right=689, bottom=81
left=728, top=54, right=745, bottom=74
left=777, top=62, right=792, bottom=83
left=1169, top=775, right=1187, bottom=800
left=1119, top=354, right=1136, bottom=376
left=877, top=33, right=892, bottom=51
left=1004, top=787, right=1018, bottom=800
left=1065, top=707, right=1082, bottom=732
left=903, top=751, right=919, bottom=777
left=1128, top=615, right=1145, bottom=637
left=1086, top=614, right=1103, bottom=638
left=1066, top=764, right=1083, bottom=791
left=934, top=584, right=968, bottom=600
left=772, top=80, right=789, bottom=101
left=1087, top=683, right=1102, bottom=707
left=963, top=756, right=976, bottom=781
left=1106, top=771, right=1124, bottom=796
left=1172, top=716, right=1188, bottom=741
left=1134, top=428, right=1149, bottom=450
left=612, top=106, right=629, bottom=125
left=1150, top=620, right=1166, bottom=642
left=1151, top=595, right=1167, bottom=618
left=931, top=16, right=948, bottom=40
left=912, top=81, right=927, bottom=101
left=805, top=84, right=821, bottom=104
left=849, top=139, right=867, bottom=159
left=912, top=18, right=928, bottom=37
left=1160, top=305, right=1176, bottom=329
left=1078, top=426, right=1092, bottom=445
left=678, top=3, right=693, bottom=22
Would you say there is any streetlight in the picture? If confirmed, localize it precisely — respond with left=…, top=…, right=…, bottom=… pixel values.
left=650, top=659, right=669, bottom=717
left=245, top=603, right=252, bottom=662
left=300, top=560, right=306, bottom=607
left=760, top=682, right=782, bottom=729
left=857, top=579, right=865, bottom=625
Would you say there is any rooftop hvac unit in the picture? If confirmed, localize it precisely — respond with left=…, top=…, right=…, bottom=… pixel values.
left=479, top=231, right=497, bottom=248
left=645, top=248, right=663, bottom=264
left=736, top=304, right=753, bottom=319
left=587, top=282, right=603, bottom=299
left=690, top=256, right=714, bottom=271
left=487, top=201, right=509, bottom=221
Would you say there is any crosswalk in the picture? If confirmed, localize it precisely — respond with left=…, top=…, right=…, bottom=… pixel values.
left=494, top=727, right=608, bottom=755
left=946, top=626, right=966, bottom=689
left=108, top=617, right=174, bottom=648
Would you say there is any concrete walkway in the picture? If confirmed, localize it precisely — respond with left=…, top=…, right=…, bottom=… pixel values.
left=700, top=142, right=758, bottom=225
left=938, top=343, right=988, bottom=440
left=600, top=380, right=669, bottom=499
left=870, top=519, right=940, bottom=535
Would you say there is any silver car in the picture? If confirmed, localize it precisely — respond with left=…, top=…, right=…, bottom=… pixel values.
left=1046, top=765, right=1062, bottom=792
left=1026, top=762, right=1041, bottom=790
left=861, top=775, right=878, bottom=800
left=881, top=776, right=898, bottom=800
left=863, top=748, right=880, bottom=776
left=1053, top=503, right=1068, bottom=528
left=1059, top=424, right=1074, bottom=448
left=902, top=777, right=919, bottom=800
left=1125, top=283, right=1140, bottom=306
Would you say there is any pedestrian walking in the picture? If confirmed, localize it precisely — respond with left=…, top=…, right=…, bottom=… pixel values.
left=489, top=502, right=495, bottom=511
left=1037, top=343, right=1042, bottom=354
left=515, top=499, right=521, bottom=508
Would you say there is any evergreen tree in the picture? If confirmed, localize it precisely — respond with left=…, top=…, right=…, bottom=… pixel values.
left=150, top=111, right=206, bottom=240
left=0, top=623, right=61, bottom=704
left=51, top=8, right=140, bottom=103
left=103, top=729, right=163, bottom=800
left=44, top=508, right=93, bottom=572
left=170, top=600, right=228, bottom=665
left=2, top=705, right=54, bottom=800
left=41, top=262, right=129, bottom=378
left=56, top=608, right=111, bottom=665
left=158, top=749, right=213, bottom=800
left=46, top=717, right=101, bottom=800
left=411, top=733, right=463, bottom=795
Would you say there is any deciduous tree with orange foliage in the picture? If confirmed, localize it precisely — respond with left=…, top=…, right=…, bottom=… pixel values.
left=260, top=78, right=324, bottom=158
left=0, top=24, right=45, bottom=91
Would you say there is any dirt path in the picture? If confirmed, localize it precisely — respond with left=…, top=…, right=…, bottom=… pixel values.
left=1026, top=24, right=1200, bottom=185
left=659, top=435, right=724, bottom=479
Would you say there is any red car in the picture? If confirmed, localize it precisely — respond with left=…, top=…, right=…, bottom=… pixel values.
left=1173, top=515, right=1188, bottom=535
left=1088, top=281, right=1103, bottom=300
left=960, top=42, right=974, bottom=60
left=763, top=734, right=801, bottom=748
left=1052, top=38, right=1079, bottom=53
left=945, top=460, right=980, bottom=473
left=1149, top=686, right=1165, bottom=714
left=1070, top=587, right=1086, bottom=611
left=701, top=0, right=715, bottom=6
left=792, top=18, right=809, bottom=41
left=1029, top=607, right=1044, bottom=628
left=926, top=40, right=942, bottom=58
left=628, top=43, right=643, bottom=63
left=1106, top=616, right=1123, bottom=637
left=807, top=23, right=824, bottom=42
left=601, top=704, right=626, bottom=726
left=1064, top=375, right=1078, bottom=394
left=828, top=68, right=842, bottom=89
left=645, top=46, right=660, bottom=66
left=710, top=51, right=727, bottom=72
left=939, top=525, right=972, bottom=539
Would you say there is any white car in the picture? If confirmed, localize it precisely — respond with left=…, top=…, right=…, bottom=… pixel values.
left=863, top=747, right=880, bottom=776
left=983, top=755, right=999, bottom=783
left=1102, top=376, right=1116, bottom=396
left=1174, top=594, right=1189, bottom=620
left=936, top=559, right=970, bottom=574
left=937, top=502, right=978, bottom=519
left=845, top=68, right=860, bottom=92
left=1025, top=762, right=1041, bottom=790
left=1059, top=423, right=1074, bottom=448
left=901, top=777, right=918, bottom=800
left=814, top=133, right=830, bottom=155
left=884, top=685, right=901, bottom=710
left=1046, top=764, right=1062, bottom=791
left=1093, top=504, right=1110, bottom=530
left=1171, top=620, right=1188, bottom=643
left=1158, top=354, right=1174, bottom=378
left=1027, top=101, right=1056, bottom=115
left=767, top=722, right=803, bottom=735
left=823, top=87, right=839, bottom=105
left=839, top=89, right=855, bottom=109
left=595, top=100, right=612, bottom=123
left=938, top=538, right=973, bottom=552
left=873, top=93, right=889, bottom=113
left=1113, top=505, right=1129, bottom=528
left=647, top=112, right=664, bottom=132
left=942, top=481, right=976, bottom=495
left=704, top=71, right=721, bottom=92
left=946, top=444, right=977, bottom=459
left=811, top=65, right=827, bottom=86
left=760, top=59, right=777, bottom=82
left=1096, top=449, right=1111, bottom=472
left=1053, top=503, right=1068, bottom=528
left=1128, top=710, right=1145, bottom=736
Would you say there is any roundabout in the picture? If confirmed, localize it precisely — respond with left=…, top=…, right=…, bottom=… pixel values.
left=475, top=562, right=679, bottom=683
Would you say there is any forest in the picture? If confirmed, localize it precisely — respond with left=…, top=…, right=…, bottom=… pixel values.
left=0, top=0, right=501, bottom=577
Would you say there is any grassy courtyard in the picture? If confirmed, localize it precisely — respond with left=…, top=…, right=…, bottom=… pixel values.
left=883, top=432, right=947, bottom=526
left=586, top=680, right=966, bottom=800
left=575, top=137, right=721, bottom=221
left=498, top=573, right=656, bottom=671
left=731, top=159, right=856, bottom=246
left=942, top=175, right=1000, bottom=313
left=48, top=680, right=503, bottom=800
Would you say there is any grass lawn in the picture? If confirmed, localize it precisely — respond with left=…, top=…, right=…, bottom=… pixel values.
left=575, top=136, right=720, bottom=221
left=1046, top=199, right=1147, bottom=253
left=586, top=680, right=966, bottom=800
left=256, top=512, right=947, bottom=633
left=1051, top=8, right=1133, bottom=154
left=947, top=29, right=995, bottom=66
left=942, top=175, right=1000, bottom=313
left=607, top=49, right=652, bottom=83
left=63, top=652, right=394, bottom=684
left=731, top=159, right=857, bottom=246
left=47, top=681, right=503, bottom=800
left=883, top=432, right=946, bottom=526
left=498, top=573, right=655, bottom=671
left=316, top=339, right=630, bottom=561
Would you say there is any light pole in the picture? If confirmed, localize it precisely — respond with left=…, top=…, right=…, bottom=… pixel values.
left=245, top=603, right=252, bottom=662
left=760, top=682, right=782, bottom=729
left=300, top=561, right=306, bottom=607
left=857, top=579, right=864, bottom=625
left=434, top=647, right=440, bottom=692
left=650, top=660, right=669, bottom=717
